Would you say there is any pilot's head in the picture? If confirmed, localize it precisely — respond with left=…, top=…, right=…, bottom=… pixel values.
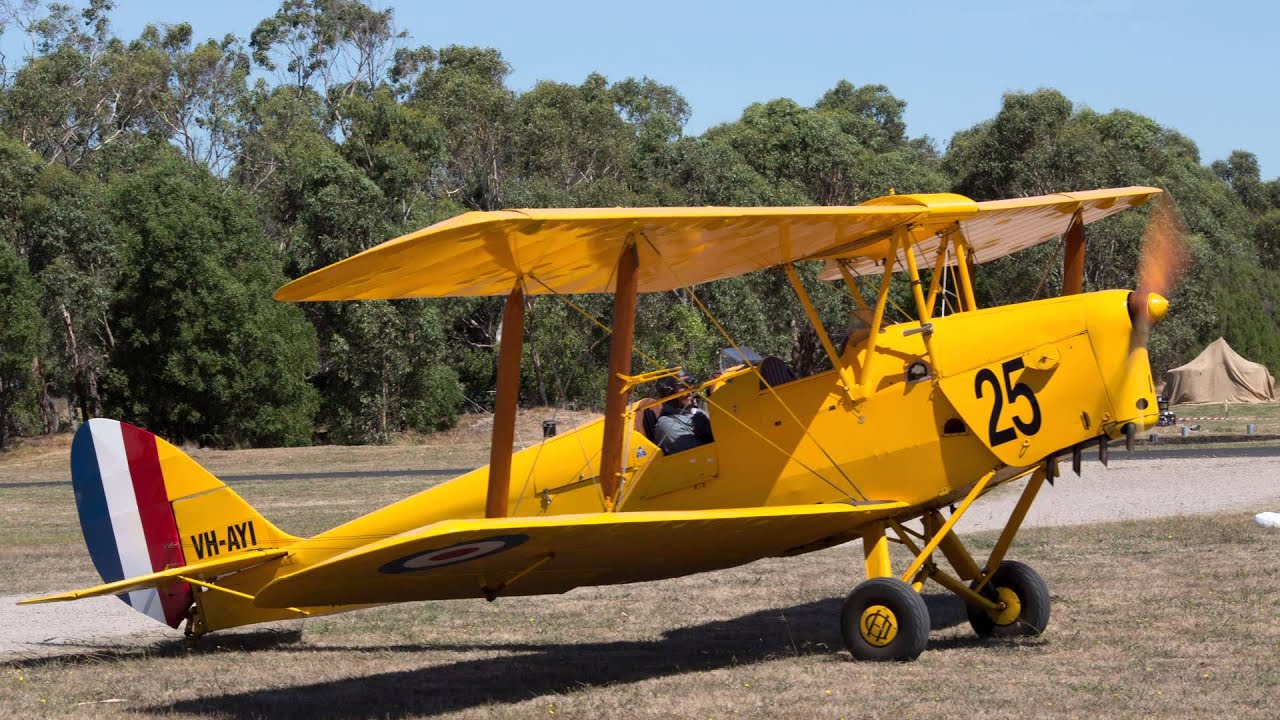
left=656, top=368, right=696, bottom=410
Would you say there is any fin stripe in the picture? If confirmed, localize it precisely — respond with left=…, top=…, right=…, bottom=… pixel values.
left=71, top=423, right=125, bottom=588
left=121, top=423, right=192, bottom=628
left=88, top=420, right=167, bottom=625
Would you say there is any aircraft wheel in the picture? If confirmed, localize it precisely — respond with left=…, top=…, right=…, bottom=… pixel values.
left=840, top=577, right=929, bottom=661
left=967, top=560, right=1050, bottom=638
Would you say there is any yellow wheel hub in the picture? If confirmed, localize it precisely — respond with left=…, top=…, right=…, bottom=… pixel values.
left=988, top=586, right=1022, bottom=626
left=860, top=604, right=899, bottom=647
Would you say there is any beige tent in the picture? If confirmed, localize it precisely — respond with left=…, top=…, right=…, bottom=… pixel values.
left=1162, top=338, right=1276, bottom=404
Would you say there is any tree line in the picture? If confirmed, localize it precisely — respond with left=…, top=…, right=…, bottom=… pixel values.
left=2, top=0, right=1279, bottom=449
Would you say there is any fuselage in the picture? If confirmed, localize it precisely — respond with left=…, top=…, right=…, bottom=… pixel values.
left=199, top=288, right=1157, bottom=631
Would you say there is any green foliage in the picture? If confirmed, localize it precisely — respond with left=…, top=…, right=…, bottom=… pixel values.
left=103, top=152, right=318, bottom=446
left=307, top=301, right=462, bottom=443
left=2, top=0, right=1278, bottom=449
left=1254, top=211, right=1280, bottom=270
left=1211, top=254, right=1280, bottom=372
left=943, top=89, right=1265, bottom=374
left=0, top=240, right=43, bottom=448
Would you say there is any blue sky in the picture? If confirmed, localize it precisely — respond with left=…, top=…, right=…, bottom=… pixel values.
left=5, top=0, right=1278, bottom=178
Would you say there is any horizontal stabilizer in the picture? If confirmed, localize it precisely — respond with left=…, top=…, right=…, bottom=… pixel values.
left=254, top=502, right=907, bottom=608
left=20, top=549, right=288, bottom=605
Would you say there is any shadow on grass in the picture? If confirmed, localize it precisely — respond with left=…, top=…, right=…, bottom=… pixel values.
left=1, top=626, right=307, bottom=669
left=134, top=594, right=980, bottom=719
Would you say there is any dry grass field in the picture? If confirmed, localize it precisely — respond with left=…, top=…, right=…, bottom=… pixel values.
left=1160, top=401, right=1280, bottom=436
left=2, top=412, right=1278, bottom=718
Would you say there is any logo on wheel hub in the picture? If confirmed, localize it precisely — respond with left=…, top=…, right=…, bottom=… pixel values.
left=860, top=604, right=898, bottom=647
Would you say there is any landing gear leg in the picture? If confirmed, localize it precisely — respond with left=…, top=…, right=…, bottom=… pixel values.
left=840, top=523, right=930, bottom=662
left=931, top=466, right=1053, bottom=640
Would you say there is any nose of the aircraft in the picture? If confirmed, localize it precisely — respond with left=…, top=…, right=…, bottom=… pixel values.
left=1146, top=292, right=1169, bottom=325
left=1128, top=291, right=1170, bottom=328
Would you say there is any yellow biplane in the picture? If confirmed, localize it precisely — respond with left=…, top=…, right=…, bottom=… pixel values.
left=23, top=186, right=1178, bottom=661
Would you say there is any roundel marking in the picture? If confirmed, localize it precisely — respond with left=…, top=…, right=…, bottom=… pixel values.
left=380, top=534, right=530, bottom=574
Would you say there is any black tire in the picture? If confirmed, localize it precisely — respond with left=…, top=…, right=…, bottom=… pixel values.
left=966, top=560, right=1051, bottom=638
left=840, top=577, right=930, bottom=661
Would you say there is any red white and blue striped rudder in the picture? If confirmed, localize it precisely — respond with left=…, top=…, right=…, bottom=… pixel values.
left=70, top=419, right=193, bottom=628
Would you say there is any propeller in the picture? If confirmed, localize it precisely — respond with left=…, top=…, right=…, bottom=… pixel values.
left=1118, top=194, right=1192, bottom=453
left=1127, top=194, right=1192, bottom=338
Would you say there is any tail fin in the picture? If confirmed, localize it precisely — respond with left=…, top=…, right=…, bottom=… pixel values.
left=70, top=419, right=297, bottom=628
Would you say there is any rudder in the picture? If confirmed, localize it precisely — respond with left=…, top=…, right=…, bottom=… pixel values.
left=70, top=419, right=296, bottom=628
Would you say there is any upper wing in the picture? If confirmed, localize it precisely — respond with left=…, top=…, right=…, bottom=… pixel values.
left=274, top=187, right=1159, bottom=301
left=817, top=186, right=1161, bottom=278
left=275, top=206, right=924, bottom=300
left=252, top=502, right=906, bottom=608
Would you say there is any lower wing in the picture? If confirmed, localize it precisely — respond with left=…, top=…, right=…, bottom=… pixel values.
left=254, top=502, right=906, bottom=608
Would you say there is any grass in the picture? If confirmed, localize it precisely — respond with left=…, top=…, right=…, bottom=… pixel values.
left=2, top=458, right=1278, bottom=718
left=1161, top=401, right=1280, bottom=436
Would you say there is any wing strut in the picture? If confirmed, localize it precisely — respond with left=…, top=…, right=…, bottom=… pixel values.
left=1062, top=210, right=1086, bottom=295
left=951, top=236, right=979, bottom=311
left=598, top=240, right=639, bottom=508
left=487, top=285, right=524, bottom=518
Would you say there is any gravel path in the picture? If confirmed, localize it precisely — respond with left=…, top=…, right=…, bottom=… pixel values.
left=4, top=455, right=1277, bottom=657
left=958, top=455, right=1280, bottom=532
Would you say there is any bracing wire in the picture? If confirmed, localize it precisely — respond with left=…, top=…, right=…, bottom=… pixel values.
left=683, top=286, right=867, bottom=501
left=531, top=274, right=863, bottom=502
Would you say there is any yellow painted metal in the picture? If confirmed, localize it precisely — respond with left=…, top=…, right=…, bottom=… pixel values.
left=785, top=264, right=858, bottom=399
left=859, top=233, right=898, bottom=396
left=936, top=527, right=983, bottom=582
left=860, top=605, right=898, bottom=646
left=923, top=233, right=951, bottom=317
left=989, top=586, right=1022, bottom=625
left=253, top=502, right=909, bottom=608
left=862, top=523, right=892, bottom=579
left=976, top=467, right=1048, bottom=591
left=19, top=550, right=289, bottom=604
left=952, top=239, right=978, bottom=311
left=622, top=440, right=721, bottom=504
left=39, top=281, right=1167, bottom=631
left=180, top=576, right=309, bottom=616
left=930, top=291, right=1152, bottom=466
left=926, top=567, right=1002, bottom=614
left=1024, top=343, right=1062, bottom=370
left=1147, top=292, right=1169, bottom=323
left=902, top=233, right=929, bottom=322
left=901, top=471, right=993, bottom=583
